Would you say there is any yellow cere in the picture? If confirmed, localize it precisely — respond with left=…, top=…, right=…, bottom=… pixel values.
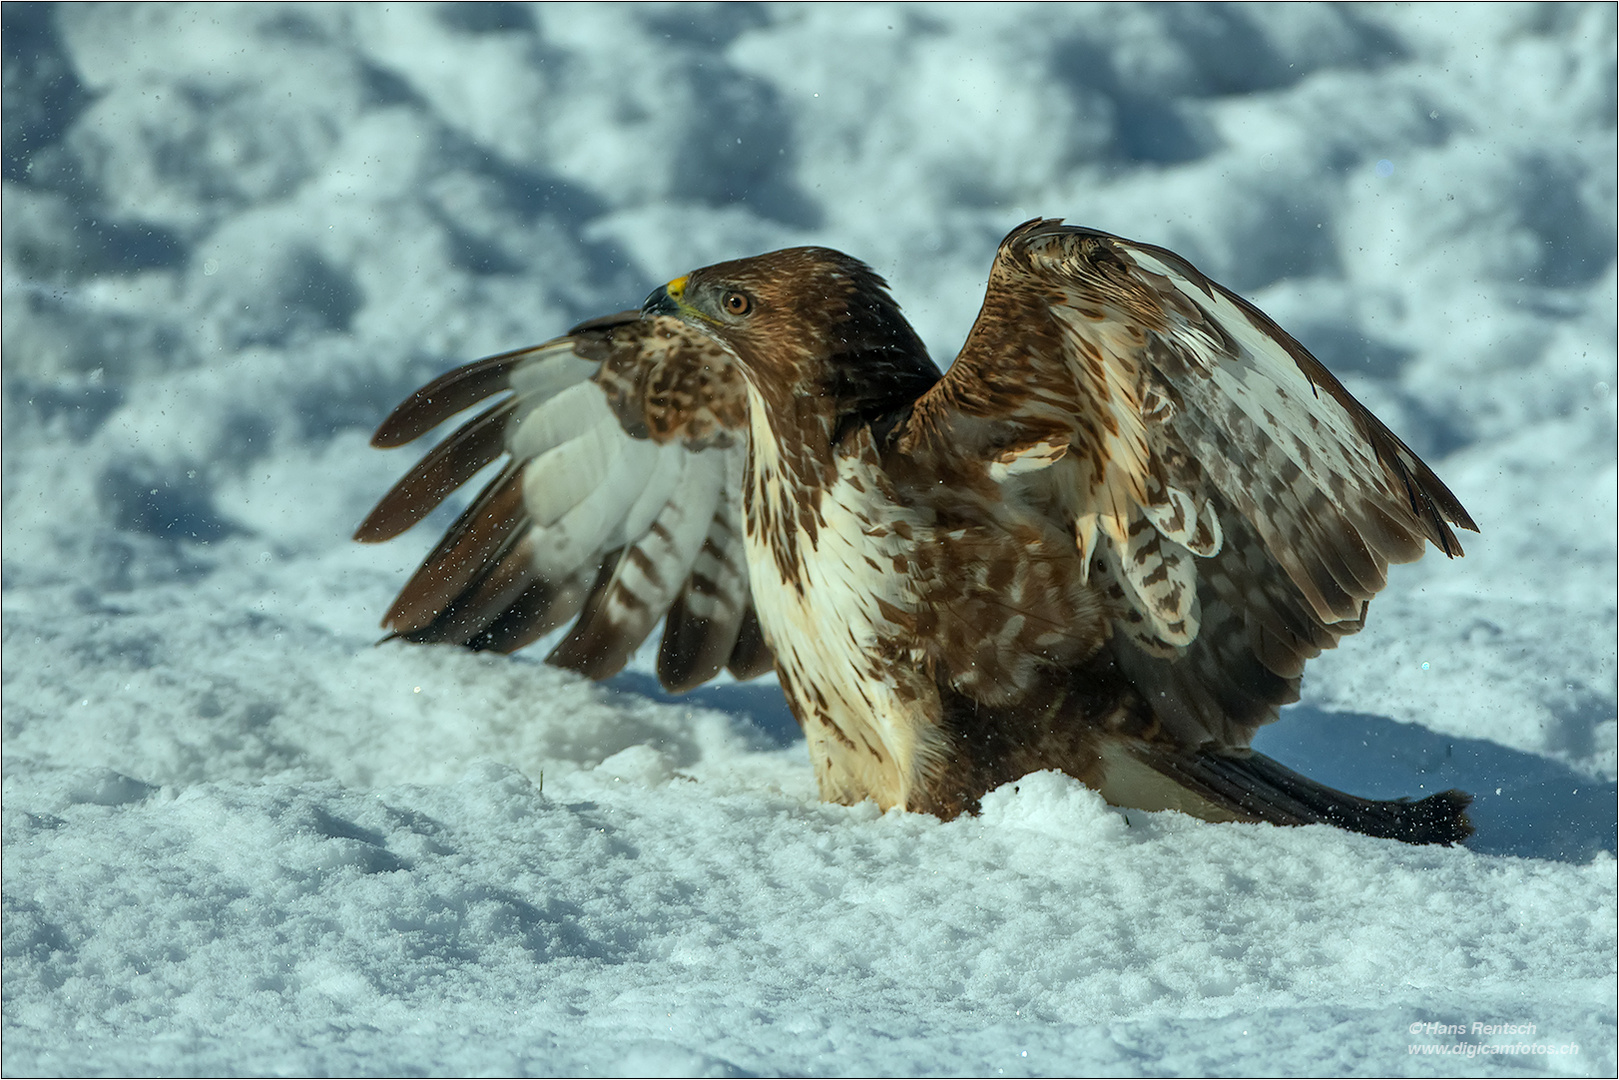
left=665, top=275, right=689, bottom=300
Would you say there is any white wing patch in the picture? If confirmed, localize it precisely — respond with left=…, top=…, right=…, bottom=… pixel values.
left=1007, top=224, right=1449, bottom=650
left=507, top=379, right=615, bottom=462
left=1139, top=475, right=1222, bottom=559
left=1113, top=510, right=1201, bottom=650
left=507, top=376, right=741, bottom=597
left=1123, top=247, right=1391, bottom=508
left=519, top=403, right=658, bottom=575
left=1050, top=302, right=1152, bottom=541
left=588, top=449, right=730, bottom=635
left=987, top=432, right=1070, bottom=481
left=1006, top=259, right=1229, bottom=651
left=506, top=342, right=598, bottom=422
left=679, top=450, right=750, bottom=624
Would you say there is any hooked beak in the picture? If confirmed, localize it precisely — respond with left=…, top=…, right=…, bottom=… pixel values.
left=642, top=274, right=691, bottom=318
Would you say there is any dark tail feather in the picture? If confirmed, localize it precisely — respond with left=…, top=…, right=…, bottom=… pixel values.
left=1144, top=747, right=1473, bottom=846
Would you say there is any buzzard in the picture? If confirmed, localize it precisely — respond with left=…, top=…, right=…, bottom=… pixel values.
left=357, top=219, right=1478, bottom=844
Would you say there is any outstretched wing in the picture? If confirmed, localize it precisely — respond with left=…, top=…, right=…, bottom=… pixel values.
left=908, top=218, right=1477, bottom=746
left=355, top=312, right=772, bottom=692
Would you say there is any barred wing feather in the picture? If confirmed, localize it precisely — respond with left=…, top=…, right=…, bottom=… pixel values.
left=925, top=219, right=1477, bottom=744
left=355, top=313, right=769, bottom=692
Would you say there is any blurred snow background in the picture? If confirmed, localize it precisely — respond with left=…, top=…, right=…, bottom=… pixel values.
left=3, top=3, right=1614, bottom=1075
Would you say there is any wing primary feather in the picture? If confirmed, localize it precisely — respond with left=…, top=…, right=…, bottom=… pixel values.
left=657, top=508, right=751, bottom=692
left=567, top=309, right=644, bottom=335
left=547, top=451, right=727, bottom=680
left=354, top=397, right=517, bottom=542
left=1156, top=245, right=1476, bottom=553
left=1210, top=283, right=1478, bottom=545
left=382, top=466, right=528, bottom=634
left=366, top=310, right=762, bottom=694
left=545, top=551, right=657, bottom=680
left=370, top=346, right=545, bottom=448
left=658, top=592, right=732, bottom=693
left=470, top=575, right=591, bottom=654
left=543, top=554, right=629, bottom=677
left=400, top=533, right=539, bottom=646
left=725, top=607, right=776, bottom=682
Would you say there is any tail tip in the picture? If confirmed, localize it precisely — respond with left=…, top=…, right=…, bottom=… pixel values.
left=1405, top=788, right=1474, bottom=846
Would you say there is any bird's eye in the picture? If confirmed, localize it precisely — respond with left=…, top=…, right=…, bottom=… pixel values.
left=722, top=291, right=752, bottom=317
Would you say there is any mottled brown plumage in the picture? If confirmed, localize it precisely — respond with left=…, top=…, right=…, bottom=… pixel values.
left=356, top=313, right=769, bottom=689
left=360, top=218, right=1479, bottom=844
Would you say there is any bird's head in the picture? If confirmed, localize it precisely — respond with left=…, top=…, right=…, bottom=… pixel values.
left=642, top=247, right=939, bottom=426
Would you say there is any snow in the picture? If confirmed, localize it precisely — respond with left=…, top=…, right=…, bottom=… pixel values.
left=3, top=3, right=1614, bottom=1075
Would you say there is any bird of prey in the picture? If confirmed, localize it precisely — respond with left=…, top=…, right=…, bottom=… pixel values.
left=357, top=219, right=1478, bottom=844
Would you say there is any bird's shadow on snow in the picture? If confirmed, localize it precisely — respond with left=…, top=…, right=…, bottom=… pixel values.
left=1254, top=706, right=1617, bottom=863
left=614, top=676, right=1613, bottom=863
left=606, top=671, right=804, bottom=750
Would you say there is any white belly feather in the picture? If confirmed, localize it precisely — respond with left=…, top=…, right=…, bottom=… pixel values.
left=741, top=397, right=944, bottom=809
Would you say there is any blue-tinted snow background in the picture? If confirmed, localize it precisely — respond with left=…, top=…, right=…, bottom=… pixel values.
left=3, top=4, right=1615, bottom=1076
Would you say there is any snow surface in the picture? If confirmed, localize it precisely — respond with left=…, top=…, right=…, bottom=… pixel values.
left=3, top=3, right=1615, bottom=1076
